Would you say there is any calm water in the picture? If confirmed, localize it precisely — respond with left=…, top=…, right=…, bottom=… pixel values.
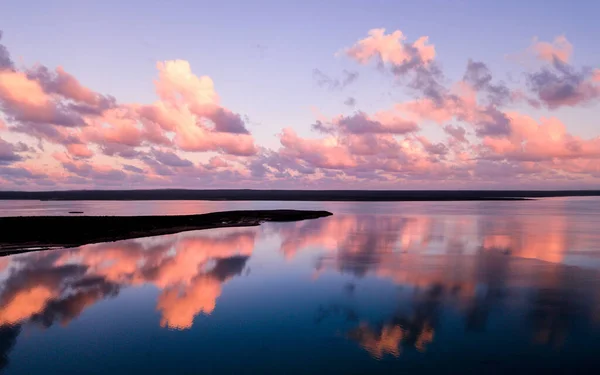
left=2, top=198, right=600, bottom=374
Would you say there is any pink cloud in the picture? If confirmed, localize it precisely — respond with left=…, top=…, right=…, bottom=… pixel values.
left=1, top=51, right=256, bottom=167
left=155, top=60, right=218, bottom=108
left=0, top=34, right=254, bottom=159
left=482, top=112, right=600, bottom=162
left=208, top=156, right=229, bottom=169
left=136, top=60, right=256, bottom=154
left=520, top=37, right=600, bottom=109
left=333, top=111, right=419, bottom=135
left=397, top=82, right=509, bottom=137
left=2, top=29, right=600, bottom=189
left=66, top=143, right=94, bottom=158
left=0, top=136, right=24, bottom=164
left=530, top=36, right=573, bottom=63
left=150, top=149, right=193, bottom=167
left=137, top=102, right=179, bottom=131
left=344, top=28, right=435, bottom=66
left=84, top=107, right=148, bottom=147
left=0, top=70, right=81, bottom=126
left=274, top=121, right=465, bottom=183
left=279, top=128, right=357, bottom=169
left=175, top=125, right=256, bottom=155
left=527, top=64, right=600, bottom=109
left=342, top=28, right=444, bottom=102
left=27, top=65, right=113, bottom=110
left=52, top=66, right=99, bottom=104
left=52, top=151, right=72, bottom=164
left=443, top=125, right=468, bottom=143
left=398, top=98, right=454, bottom=124
left=62, top=160, right=127, bottom=181
left=0, top=71, right=49, bottom=109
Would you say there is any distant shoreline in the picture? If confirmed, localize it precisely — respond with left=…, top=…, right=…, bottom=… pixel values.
left=0, top=209, right=332, bottom=255
left=1, top=189, right=599, bottom=201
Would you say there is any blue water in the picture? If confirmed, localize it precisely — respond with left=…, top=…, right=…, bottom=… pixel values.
left=1, top=198, right=600, bottom=374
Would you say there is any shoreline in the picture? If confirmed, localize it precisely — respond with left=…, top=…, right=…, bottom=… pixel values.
left=0, top=209, right=332, bottom=255
left=1, top=189, right=599, bottom=201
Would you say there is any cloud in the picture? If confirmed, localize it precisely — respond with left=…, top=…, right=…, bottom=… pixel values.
left=151, top=149, right=194, bottom=167
left=138, top=60, right=256, bottom=154
left=0, top=70, right=84, bottom=126
left=0, top=31, right=14, bottom=70
left=397, top=82, right=511, bottom=138
left=61, top=160, right=128, bottom=181
left=0, top=34, right=256, bottom=189
left=175, top=125, right=256, bottom=155
left=463, top=60, right=511, bottom=106
left=344, top=28, right=435, bottom=67
left=344, top=28, right=445, bottom=103
left=27, top=65, right=115, bottom=111
left=99, top=142, right=143, bottom=158
left=66, top=143, right=93, bottom=158
left=2, top=29, right=600, bottom=189
left=274, top=120, right=460, bottom=185
left=335, top=111, right=418, bottom=135
left=418, top=136, right=448, bottom=156
left=0, top=165, right=42, bottom=179
left=527, top=59, right=600, bottom=109
left=0, top=33, right=112, bottom=129
left=207, top=156, right=229, bottom=169
left=154, top=60, right=218, bottom=108
left=530, top=36, right=573, bottom=64
left=0, top=137, right=25, bottom=164
left=313, top=69, right=359, bottom=90
left=481, top=112, right=600, bottom=162
left=123, top=164, right=144, bottom=173
left=279, top=128, right=357, bottom=169
left=203, top=106, right=249, bottom=134
left=401, top=63, right=447, bottom=103
left=474, top=106, right=512, bottom=137
left=443, top=125, right=468, bottom=143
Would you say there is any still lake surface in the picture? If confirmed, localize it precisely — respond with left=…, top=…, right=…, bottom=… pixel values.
left=1, top=198, right=600, bottom=373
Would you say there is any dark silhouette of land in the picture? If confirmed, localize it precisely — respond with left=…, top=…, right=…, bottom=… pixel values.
left=0, top=209, right=332, bottom=254
left=1, top=189, right=599, bottom=201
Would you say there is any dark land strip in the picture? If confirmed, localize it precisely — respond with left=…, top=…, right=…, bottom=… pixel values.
left=0, top=209, right=332, bottom=255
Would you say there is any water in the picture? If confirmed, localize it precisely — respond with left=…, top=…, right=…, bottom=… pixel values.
left=1, top=198, right=600, bottom=374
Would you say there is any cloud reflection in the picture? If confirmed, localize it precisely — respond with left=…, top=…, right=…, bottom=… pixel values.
left=275, top=211, right=600, bottom=358
left=0, top=228, right=256, bottom=330
left=1, top=209, right=600, bottom=364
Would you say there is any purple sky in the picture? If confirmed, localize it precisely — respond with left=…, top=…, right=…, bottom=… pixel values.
left=1, top=0, right=599, bottom=190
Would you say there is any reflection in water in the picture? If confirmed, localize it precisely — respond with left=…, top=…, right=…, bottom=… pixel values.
left=156, top=255, right=249, bottom=329
left=2, top=202, right=600, bottom=372
left=0, top=228, right=256, bottom=331
left=0, top=325, right=19, bottom=370
left=348, top=285, right=439, bottom=359
left=273, top=211, right=600, bottom=359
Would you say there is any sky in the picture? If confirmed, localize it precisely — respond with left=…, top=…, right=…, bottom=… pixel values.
left=1, top=0, right=599, bottom=190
